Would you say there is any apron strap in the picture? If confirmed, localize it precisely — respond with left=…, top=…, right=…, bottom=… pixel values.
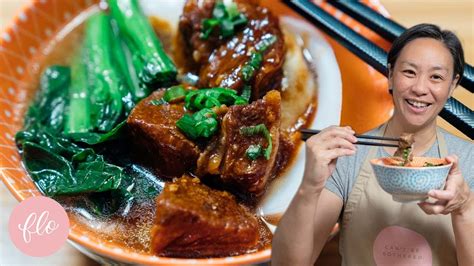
left=436, top=128, right=448, bottom=158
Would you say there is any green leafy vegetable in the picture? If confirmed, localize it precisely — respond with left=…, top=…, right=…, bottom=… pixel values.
left=28, top=66, right=70, bottom=134
left=109, top=18, right=141, bottom=109
left=86, top=164, right=163, bottom=217
left=200, top=0, right=248, bottom=40
left=64, top=54, right=93, bottom=134
left=109, top=0, right=177, bottom=87
left=16, top=12, right=138, bottom=199
left=66, top=120, right=127, bottom=145
left=22, top=142, right=122, bottom=196
left=240, top=124, right=272, bottom=160
left=83, top=13, right=124, bottom=132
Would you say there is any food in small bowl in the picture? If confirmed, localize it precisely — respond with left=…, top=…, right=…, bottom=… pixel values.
left=370, top=157, right=452, bottom=202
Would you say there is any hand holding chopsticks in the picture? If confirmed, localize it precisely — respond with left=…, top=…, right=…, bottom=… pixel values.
left=300, top=128, right=399, bottom=148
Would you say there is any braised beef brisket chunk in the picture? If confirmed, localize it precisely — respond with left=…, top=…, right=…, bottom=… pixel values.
left=394, top=132, right=415, bottom=162
left=151, top=176, right=259, bottom=257
left=271, top=131, right=295, bottom=178
left=197, top=90, right=281, bottom=197
left=179, top=0, right=285, bottom=101
left=179, top=0, right=219, bottom=69
left=127, top=91, right=200, bottom=177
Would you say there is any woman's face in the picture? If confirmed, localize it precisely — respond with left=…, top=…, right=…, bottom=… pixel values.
left=388, top=38, right=459, bottom=129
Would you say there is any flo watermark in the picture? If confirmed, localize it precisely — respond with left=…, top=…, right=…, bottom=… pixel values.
left=8, top=196, right=69, bottom=257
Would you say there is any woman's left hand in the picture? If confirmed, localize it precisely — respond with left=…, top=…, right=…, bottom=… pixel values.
left=418, top=155, right=472, bottom=215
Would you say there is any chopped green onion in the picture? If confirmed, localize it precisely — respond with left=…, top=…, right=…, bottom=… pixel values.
left=201, top=18, right=220, bottom=40
left=200, top=0, right=247, bottom=40
left=194, top=109, right=218, bottom=138
left=402, top=148, right=411, bottom=162
left=177, top=87, right=249, bottom=140
left=220, top=19, right=235, bottom=38
left=241, top=52, right=263, bottom=82
left=240, top=124, right=265, bottom=136
left=240, top=35, right=276, bottom=84
left=176, top=114, right=199, bottom=139
left=225, top=1, right=240, bottom=19
left=213, top=1, right=226, bottom=19
left=240, top=123, right=272, bottom=160
left=149, top=98, right=167, bottom=106
left=193, top=108, right=217, bottom=120
left=184, top=87, right=247, bottom=110
left=163, top=85, right=187, bottom=102
left=245, top=144, right=263, bottom=160
left=255, top=35, right=277, bottom=52
left=176, top=108, right=218, bottom=140
left=239, top=85, right=252, bottom=103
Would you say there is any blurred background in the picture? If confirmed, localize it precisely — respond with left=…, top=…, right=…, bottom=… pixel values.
left=1, top=0, right=472, bottom=265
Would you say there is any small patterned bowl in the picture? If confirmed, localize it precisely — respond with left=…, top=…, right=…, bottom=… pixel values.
left=370, top=157, right=452, bottom=202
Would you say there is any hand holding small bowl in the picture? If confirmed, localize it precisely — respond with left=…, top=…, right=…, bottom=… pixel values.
left=418, top=155, right=473, bottom=215
left=370, top=156, right=453, bottom=202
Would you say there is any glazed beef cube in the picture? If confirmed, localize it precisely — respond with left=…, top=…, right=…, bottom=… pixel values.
left=179, top=0, right=219, bottom=69
left=151, top=176, right=259, bottom=257
left=199, top=2, right=285, bottom=100
left=127, top=91, right=200, bottom=177
left=179, top=0, right=285, bottom=101
left=271, top=131, right=295, bottom=178
left=394, top=132, right=415, bottom=162
left=197, top=90, right=281, bottom=197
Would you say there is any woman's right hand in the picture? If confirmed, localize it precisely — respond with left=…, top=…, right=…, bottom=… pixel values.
left=301, top=126, right=357, bottom=193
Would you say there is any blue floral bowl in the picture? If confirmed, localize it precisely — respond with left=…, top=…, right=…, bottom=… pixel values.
left=370, top=157, right=452, bottom=202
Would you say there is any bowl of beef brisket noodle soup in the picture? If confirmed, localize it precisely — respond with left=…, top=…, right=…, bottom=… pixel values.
left=0, top=0, right=393, bottom=264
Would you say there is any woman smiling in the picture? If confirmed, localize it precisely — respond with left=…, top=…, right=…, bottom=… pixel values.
left=272, top=24, right=473, bottom=266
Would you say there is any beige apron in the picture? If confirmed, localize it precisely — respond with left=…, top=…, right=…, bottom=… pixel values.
left=340, top=125, right=456, bottom=266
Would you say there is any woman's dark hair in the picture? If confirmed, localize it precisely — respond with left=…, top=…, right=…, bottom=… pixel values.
left=387, top=23, right=465, bottom=86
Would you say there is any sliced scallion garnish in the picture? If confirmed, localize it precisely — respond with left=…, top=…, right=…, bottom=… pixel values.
left=200, top=0, right=248, bottom=40
left=240, top=123, right=272, bottom=160
left=149, top=98, right=167, bottom=106
left=245, top=144, right=263, bottom=160
left=163, top=85, right=187, bottom=102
